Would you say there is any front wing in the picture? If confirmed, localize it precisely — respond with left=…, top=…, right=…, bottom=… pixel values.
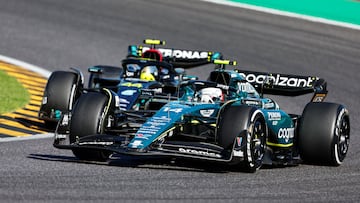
left=53, top=134, right=243, bottom=163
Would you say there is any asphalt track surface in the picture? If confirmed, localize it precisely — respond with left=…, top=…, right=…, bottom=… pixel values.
left=0, top=0, right=359, bottom=202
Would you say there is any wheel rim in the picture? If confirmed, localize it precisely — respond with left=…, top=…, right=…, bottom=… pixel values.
left=337, top=116, right=350, bottom=161
left=251, top=119, right=266, bottom=167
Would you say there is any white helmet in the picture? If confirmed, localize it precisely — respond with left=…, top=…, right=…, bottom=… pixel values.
left=197, top=87, right=224, bottom=103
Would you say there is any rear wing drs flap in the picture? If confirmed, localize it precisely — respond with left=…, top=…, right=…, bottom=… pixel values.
left=237, top=70, right=328, bottom=102
left=128, top=39, right=222, bottom=68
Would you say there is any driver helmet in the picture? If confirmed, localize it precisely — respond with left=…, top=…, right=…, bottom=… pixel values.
left=140, top=66, right=158, bottom=81
left=197, top=87, right=224, bottom=103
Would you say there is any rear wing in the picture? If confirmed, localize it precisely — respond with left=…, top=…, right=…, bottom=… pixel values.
left=237, top=70, right=328, bottom=102
left=128, top=39, right=222, bottom=68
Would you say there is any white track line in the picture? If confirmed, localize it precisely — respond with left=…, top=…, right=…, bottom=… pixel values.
left=0, top=54, right=53, bottom=142
left=201, top=0, right=360, bottom=31
left=0, top=133, right=53, bottom=142
left=0, top=55, right=51, bottom=78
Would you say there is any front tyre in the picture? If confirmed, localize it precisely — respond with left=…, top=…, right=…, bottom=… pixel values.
left=69, top=92, right=111, bottom=161
left=39, top=71, right=80, bottom=127
left=217, top=105, right=267, bottom=173
left=298, top=102, right=350, bottom=166
left=244, top=115, right=267, bottom=172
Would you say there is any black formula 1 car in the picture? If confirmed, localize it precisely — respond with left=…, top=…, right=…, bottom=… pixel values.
left=38, top=39, right=222, bottom=126
left=53, top=60, right=350, bottom=172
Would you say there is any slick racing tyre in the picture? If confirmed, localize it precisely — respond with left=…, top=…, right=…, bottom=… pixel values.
left=40, top=71, right=80, bottom=127
left=69, top=92, right=111, bottom=161
left=298, top=102, right=350, bottom=166
left=217, top=105, right=267, bottom=173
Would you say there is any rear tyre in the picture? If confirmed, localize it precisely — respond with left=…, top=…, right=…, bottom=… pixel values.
left=217, top=105, right=267, bottom=172
left=40, top=71, right=79, bottom=127
left=69, top=92, right=111, bottom=161
left=298, top=102, right=350, bottom=166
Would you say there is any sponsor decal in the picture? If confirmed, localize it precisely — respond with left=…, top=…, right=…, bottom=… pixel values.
left=312, top=93, right=326, bottom=102
left=60, top=114, right=69, bottom=126
left=137, top=129, right=158, bottom=135
left=141, top=90, right=154, bottom=96
left=141, top=88, right=162, bottom=95
left=216, top=84, right=229, bottom=90
left=126, top=71, right=134, bottom=77
left=79, top=141, right=114, bottom=145
left=146, top=121, right=167, bottom=127
left=121, top=89, right=137, bottom=96
left=239, top=73, right=315, bottom=88
left=243, top=99, right=261, bottom=106
left=162, top=107, right=183, bottom=113
left=233, top=150, right=244, bottom=157
left=121, top=82, right=143, bottom=88
left=268, top=112, right=281, bottom=121
left=134, top=134, right=149, bottom=140
left=153, top=116, right=172, bottom=121
left=142, top=47, right=209, bottom=59
left=233, top=137, right=244, bottom=156
left=278, top=128, right=295, bottom=143
left=129, top=140, right=143, bottom=148
left=263, top=102, right=275, bottom=109
left=178, top=148, right=221, bottom=158
left=137, top=116, right=171, bottom=137
left=236, top=137, right=242, bottom=147
left=199, top=109, right=215, bottom=117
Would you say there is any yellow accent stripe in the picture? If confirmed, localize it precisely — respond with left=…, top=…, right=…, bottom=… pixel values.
left=158, top=127, right=176, bottom=140
left=213, top=59, right=237, bottom=66
left=144, top=39, right=165, bottom=45
left=190, top=120, right=216, bottom=127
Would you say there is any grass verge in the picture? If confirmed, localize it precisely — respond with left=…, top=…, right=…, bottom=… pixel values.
left=0, top=70, right=30, bottom=114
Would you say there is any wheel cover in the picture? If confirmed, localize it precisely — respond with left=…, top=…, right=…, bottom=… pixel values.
left=336, top=116, right=350, bottom=162
left=250, top=119, right=266, bottom=168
